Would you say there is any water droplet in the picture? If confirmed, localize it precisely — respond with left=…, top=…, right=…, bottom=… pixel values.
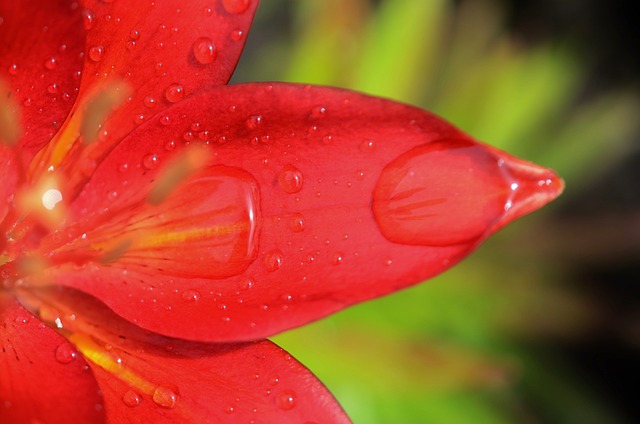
left=224, top=405, right=236, bottom=414
left=264, top=249, right=283, bottom=272
left=182, top=289, right=200, bottom=303
left=82, top=9, right=96, bottom=30
left=330, top=252, right=344, bottom=265
left=165, top=84, right=184, bottom=103
left=289, top=213, right=305, bottom=232
left=275, top=390, right=297, bottom=411
left=222, top=0, right=250, bottom=14
left=164, top=140, right=177, bottom=151
left=230, top=29, right=244, bottom=41
left=322, top=135, right=333, bottom=144
left=360, top=139, right=375, bottom=152
left=143, top=96, right=157, bottom=108
left=129, top=29, right=140, bottom=40
left=14, top=315, right=29, bottom=325
left=47, top=83, right=58, bottom=94
left=134, top=114, right=145, bottom=125
left=44, top=57, right=57, bottom=70
left=123, top=390, right=141, bottom=407
left=192, top=37, right=217, bottom=64
left=245, top=115, right=262, bottom=129
left=88, top=45, right=104, bottom=62
left=152, top=386, right=178, bottom=409
left=160, top=115, right=171, bottom=126
left=309, top=106, right=326, bottom=119
left=278, top=164, right=303, bottom=194
left=142, top=153, right=159, bottom=170
left=8, top=64, right=17, bottom=75
left=55, top=343, right=78, bottom=364
left=118, top=163, right=129, bottom=173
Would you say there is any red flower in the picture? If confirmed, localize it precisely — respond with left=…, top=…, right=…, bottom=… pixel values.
left=0, top=1, right=563, bottom=422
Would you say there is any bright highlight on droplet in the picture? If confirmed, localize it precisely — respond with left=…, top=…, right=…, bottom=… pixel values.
left=41, top=189, right=63, bottom=210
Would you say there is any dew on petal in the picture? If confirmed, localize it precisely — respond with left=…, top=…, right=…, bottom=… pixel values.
left=278, top=164, right=303, bottom=194
left=360, top=139, right=375, bottom=152
left=55, top=343, right=78, bottom=364
left=192, top=37, right=217, bottom=64
left=123, top=390, right=141, bottom=408
left=165, top=84, right=184, bottom=103
left=181, top=289, right=201, bottom=303
left=275, top=390, right=297, bottom=411
left=152, top=386, right=178, bottom=409
left=142, top=153, right=159, bottom=170
left=289, top=213, right=305, bottom=232
left=143, top=96, right=157, bottom=108
left=230, top=29, right=244, bottom=41
left=8, top=64, right=17, bottom=75
left=245, top=115, right=262, bottom=129
left=82, top=9, right=96, bottom=30
left=222, top=0, right=250, bottom=14
left=88, top=45, right=104, bottom=62
left=264, top=249, right=283, bottom=272
left=44, top=57, right=57, bottom=70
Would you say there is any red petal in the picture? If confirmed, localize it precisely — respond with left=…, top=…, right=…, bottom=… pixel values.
left=45, top=83, right=563, bottom=341
left=71, top=0, right=257, bottom=152
left=0, top=146, right=18, bottom=223
left=0, top=293, right=104, bottom=424
left=25, top=287, right=349, bottom=423
left=0, top=1, right=84, bottom=158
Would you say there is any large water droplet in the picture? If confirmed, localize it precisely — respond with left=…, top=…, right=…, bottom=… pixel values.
left=245, top=115, right=262, bottom=129
left=278, top=164, right=303, bottom=194
left=82, top=9, right=96, bottom=30
left=372, top=139, right=514, bottom=246
left=222, top=0, right=250, bottom=14
left=88, top=45, right=104, bottom=62
left=142, top=153, right=159, bottom=170
left=192, top=37, right=217, bottom=64
left=152, top=386, right=178, bottom=409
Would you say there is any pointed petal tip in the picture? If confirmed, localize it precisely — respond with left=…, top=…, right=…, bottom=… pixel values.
left=498, top=154, right=564, bottom=228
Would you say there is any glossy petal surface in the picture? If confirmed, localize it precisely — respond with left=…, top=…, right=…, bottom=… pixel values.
left=43, top=83, right=562, bottom=342
left=23, top=287, right=349, bottom=423
left=0, top=293, right=104, bottom=424
left=0, top=0, right=84, bottom=158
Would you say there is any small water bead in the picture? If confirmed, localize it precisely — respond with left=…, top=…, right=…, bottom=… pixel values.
left=143, top=96, right=157, bottom=108
left=192, top=37, right=217, bottom=64
left=8, top=64, right=17, bottom=75
left=47, top=83, right=58, bottom=94
left=278, top=164, right=303, bottom=194
left=330, top=252, right=344, bottom=265
left=245, top=115, right=262, bottom=129
left=152, top=386, right=178, bottom=409
left=360, top=139, right=375, bottom=152
left=165, top=84, right=184, bottom=103
left=142, top=153, right=159, bottom=170
left=309, top=106, right=326, bottom=119
left=275, top=390, right=297, bottom=411
left=164, top=140, right=177, bottom=151
left=44, top=57, right=57, bottom=70
left=88, top=45, right=104, bottom=62
left=182, top=289, right=201, bottom=303
left=129, top=29, right=140, bottom=40
left=133, top=114, right=145, bottom=125
left=122, top=390, right=141, bottom=408
left=118, top=163, right=129, bottom=173
left=222, top=0, right=250, bottom=14
left=82, top=9, right=96, bottom=30
left=264, top=249, right=283, bottom=272
left=289, top=213, right=305, bottom=232
left=224, top=405, right=236, bottom=414
left=230, top=29, right=244, bottom=41
left=160, top=115, right=171, bottom=126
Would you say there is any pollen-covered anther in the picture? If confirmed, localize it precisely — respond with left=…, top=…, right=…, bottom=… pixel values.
left=147, top=144, right=213, bottom=205
left=14, top=174, right=68, bottom=230
left=98, top=238, right=133, bottom=264
left=80, top=80, right=132, bottom=144
left=0, top=79, right=22, bottom=146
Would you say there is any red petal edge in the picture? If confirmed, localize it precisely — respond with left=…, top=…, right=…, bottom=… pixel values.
left=44, top=83, right=562, bottom=342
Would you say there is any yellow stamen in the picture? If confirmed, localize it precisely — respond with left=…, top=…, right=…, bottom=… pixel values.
left=0, top=79, right=21, bottom=146
left=147, top=145, right=212, bottom=205
left=79, top=80, right=131, bottom=145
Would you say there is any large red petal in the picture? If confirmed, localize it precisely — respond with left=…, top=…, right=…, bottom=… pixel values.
left=25, top=287, right=349, bottom=423
left=44, top=83, right=562, bottom=342
left=0, top=0, right=84, bottom=158
left=0, top=292, right=104, bottom=424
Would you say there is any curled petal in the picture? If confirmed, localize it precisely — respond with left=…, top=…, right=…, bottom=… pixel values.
left=0, top=293, right=104, bottom=424
left=45, top=83, right=562, bottom=342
